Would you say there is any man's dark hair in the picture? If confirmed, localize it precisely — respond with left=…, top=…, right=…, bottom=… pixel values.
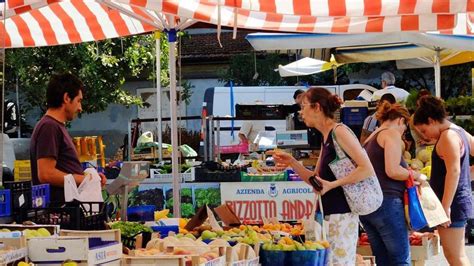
left=46, top=73, right=84, bottom=109
left=293, top=89, right=305, bottom=100
left=380, top=93, right=396, bottom=104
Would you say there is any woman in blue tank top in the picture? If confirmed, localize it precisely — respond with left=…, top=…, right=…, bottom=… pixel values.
left=413, top=96, right=474, bottom=266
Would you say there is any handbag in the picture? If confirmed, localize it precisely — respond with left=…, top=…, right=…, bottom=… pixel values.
left=404, top=172, right=428, bottom=231
left=328, top=124, right=383, bottom=215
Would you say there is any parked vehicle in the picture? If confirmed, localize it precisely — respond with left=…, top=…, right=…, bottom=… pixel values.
left=202, top=84, right=378, bottom=146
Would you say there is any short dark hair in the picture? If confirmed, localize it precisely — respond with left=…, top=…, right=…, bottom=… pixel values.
left=380, top=93, right=396, bottom=104
left=293, top=89, right=305, bottom=100
left=46, top=73, right=84, bottom=109
left=413, top=96, right=446, bottom=125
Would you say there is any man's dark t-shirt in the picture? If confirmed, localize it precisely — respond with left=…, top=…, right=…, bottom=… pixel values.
left=30, top=115, right=83, bottom=202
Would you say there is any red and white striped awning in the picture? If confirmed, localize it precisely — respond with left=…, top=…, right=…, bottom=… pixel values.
left=0, top=0, right=471, bottom=48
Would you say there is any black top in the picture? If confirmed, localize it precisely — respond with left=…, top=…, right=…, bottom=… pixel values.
left=364, top=129, right=407, bottom=199
left=430, top=126, right=473, bottom=221
left=318, top=130, right=352, bottom=215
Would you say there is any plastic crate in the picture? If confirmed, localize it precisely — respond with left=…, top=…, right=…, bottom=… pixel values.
left=194, top=166, right=242, bottom=182
left=217, top=143, right=249, bottom=154
left=4, top=181, right=32, bottom=222
left=31, top=184, right=50, bottom=208
left=241, top=172, right=287, bottom=182
left=26, top=201, right=106, bottom=230
left=0, top=189, right=11, bottom=217
left=13, top=160, right=32, bottom=181
left=149, top=167, right=195, bottom=183
left=127, top=205, right=155, bottom=221
left=341, top=107, right=368, bottom=126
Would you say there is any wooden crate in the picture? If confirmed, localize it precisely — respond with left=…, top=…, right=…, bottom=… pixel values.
left=357, top=234, right=440, bottom=266
left=0, top=236, right=28, bottom=265
left=122, top=255, right=187, bottom=266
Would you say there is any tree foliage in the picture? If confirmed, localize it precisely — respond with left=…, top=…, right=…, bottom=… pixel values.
left=222, top=54, right=472, bottom=99
left=4, top=32, right=195, bottom=118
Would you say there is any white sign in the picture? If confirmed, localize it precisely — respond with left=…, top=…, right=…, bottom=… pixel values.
left=220, top=182, right=316, bottom=222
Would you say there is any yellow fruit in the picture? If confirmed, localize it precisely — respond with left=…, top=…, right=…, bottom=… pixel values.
left=417, top=149, right=432, bottom=163
left=37, top=228, right=51, bottom=237
left=154, top=209, right=170, bottom=221
left=62, top=261, right=78, bottom=266
left=179, top=218, right=187, bottom=228
left=18, top=262, right=29, bottom=266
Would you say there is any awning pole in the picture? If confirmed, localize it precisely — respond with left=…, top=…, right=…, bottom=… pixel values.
left=434, top=49, right=441, bottom=98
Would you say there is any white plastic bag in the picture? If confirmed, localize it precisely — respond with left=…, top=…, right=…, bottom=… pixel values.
left=64, top=168, right=103, bottom=211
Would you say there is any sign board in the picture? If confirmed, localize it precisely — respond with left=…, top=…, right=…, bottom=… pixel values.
left=220, top=182, right=315, bottom=222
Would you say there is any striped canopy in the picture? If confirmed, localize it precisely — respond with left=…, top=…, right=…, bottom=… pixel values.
left=0, top=0, right=472, bottom=48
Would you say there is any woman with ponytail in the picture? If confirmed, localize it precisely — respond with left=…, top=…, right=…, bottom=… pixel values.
left=273, top=87, right=375, bottom=265
left=361, top=102, right=425, bottom=265
left=413, top=96, right=473, bottom=266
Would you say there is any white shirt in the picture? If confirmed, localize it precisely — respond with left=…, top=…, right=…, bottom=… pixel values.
left=371, top=86, right=410, bottom=103
left=239, top=121, right=265, bottom=143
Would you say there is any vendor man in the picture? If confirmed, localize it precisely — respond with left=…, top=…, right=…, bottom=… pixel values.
left=30, top=73, right=106, bottom=203
left=371, top=71, right=409, bottom=103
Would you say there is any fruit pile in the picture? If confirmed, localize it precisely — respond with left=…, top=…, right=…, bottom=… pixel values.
left=358, top=232, right=434, bottom=246
left=262, top=236, right=328, bottom=251
left=0, top=228, right=51, bottom=238
left=404, top=147, right=432, bottom=178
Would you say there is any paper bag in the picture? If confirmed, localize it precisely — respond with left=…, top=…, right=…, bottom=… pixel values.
left=64, top=168, right=103, bottom=211
left=206, top=206, right=223, bottom=231
left=418, top=182, right=449, bottom=228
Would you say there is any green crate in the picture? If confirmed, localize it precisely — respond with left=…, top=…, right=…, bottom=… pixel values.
left=240, top=172, right=287, bottom=182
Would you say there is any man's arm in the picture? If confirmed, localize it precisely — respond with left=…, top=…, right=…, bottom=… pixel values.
left=37, top=157, right=84, bottom=186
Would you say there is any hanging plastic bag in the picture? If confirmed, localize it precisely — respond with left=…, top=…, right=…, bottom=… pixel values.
left=404, top=172, right=428, bottom=231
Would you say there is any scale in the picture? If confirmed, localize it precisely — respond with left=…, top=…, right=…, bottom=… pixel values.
left=106, top=161, right=150, bottom=221
left=276, top=130, right=310, bottom=149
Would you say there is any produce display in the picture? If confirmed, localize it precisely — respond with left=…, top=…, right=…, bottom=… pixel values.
left=358, top=232, right=435, bottom=246
left=109, top=221, right=152, bottom=238
left=404, top=146, right=433, bottom=178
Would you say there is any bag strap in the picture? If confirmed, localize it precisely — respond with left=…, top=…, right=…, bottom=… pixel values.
left=331, top=123, right=357, bottom=160
left=313, top=194, right=327, bottom=241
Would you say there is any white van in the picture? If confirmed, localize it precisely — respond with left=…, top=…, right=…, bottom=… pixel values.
left=202, top=84, right=377, bottom=146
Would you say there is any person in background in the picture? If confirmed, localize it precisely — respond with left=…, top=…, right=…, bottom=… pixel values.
left=361, top=102, right=425, bottom=265
left=359, top=93, right=396, bottom=144
left=273, top=87, right=375, bottom=265
left=409, top=89, right=435, bottom=154
left=413, top=96, right=474, bottom=266
left=291, top=89, right=307, bottom=130
left=238, top=120, right=265, bottom=151
left=30, top=73, right=106, bottom=203
left=371, top=71, right=410, bottom=104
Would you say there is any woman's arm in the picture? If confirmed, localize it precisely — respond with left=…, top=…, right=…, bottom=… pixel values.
left=437, top=130, right=462, bottom=214
left=330, top=125, right=375, bottom=188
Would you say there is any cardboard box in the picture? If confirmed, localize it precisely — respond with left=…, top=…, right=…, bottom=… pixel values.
left=27, top=236, right=122, bottom=265
left=59, top=229, right=121, bottom=242
left=356, top=234, right=440, bottom=265
left=214, top=204, right=240, bottom=227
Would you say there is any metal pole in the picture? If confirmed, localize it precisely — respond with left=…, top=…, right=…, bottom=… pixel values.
left=16, top=77, right=20, bottom=138
left=209, top=116, right=214, bottom=161
left=168, top=18, right=181, bottom=218
left=155, top=32, right=163, bottom=162
left=203, top=116, right=208, bottom=161
left=216, top=119, right=221, bottom=162
left=127, top=120, right=132, bottom=161
left=434, top=49, right=441, bottom=98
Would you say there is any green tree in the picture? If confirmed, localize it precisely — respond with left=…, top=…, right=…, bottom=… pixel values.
left=4, top=32, right=193, bottom=118
left=219, top=53, right=296, bottom=86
